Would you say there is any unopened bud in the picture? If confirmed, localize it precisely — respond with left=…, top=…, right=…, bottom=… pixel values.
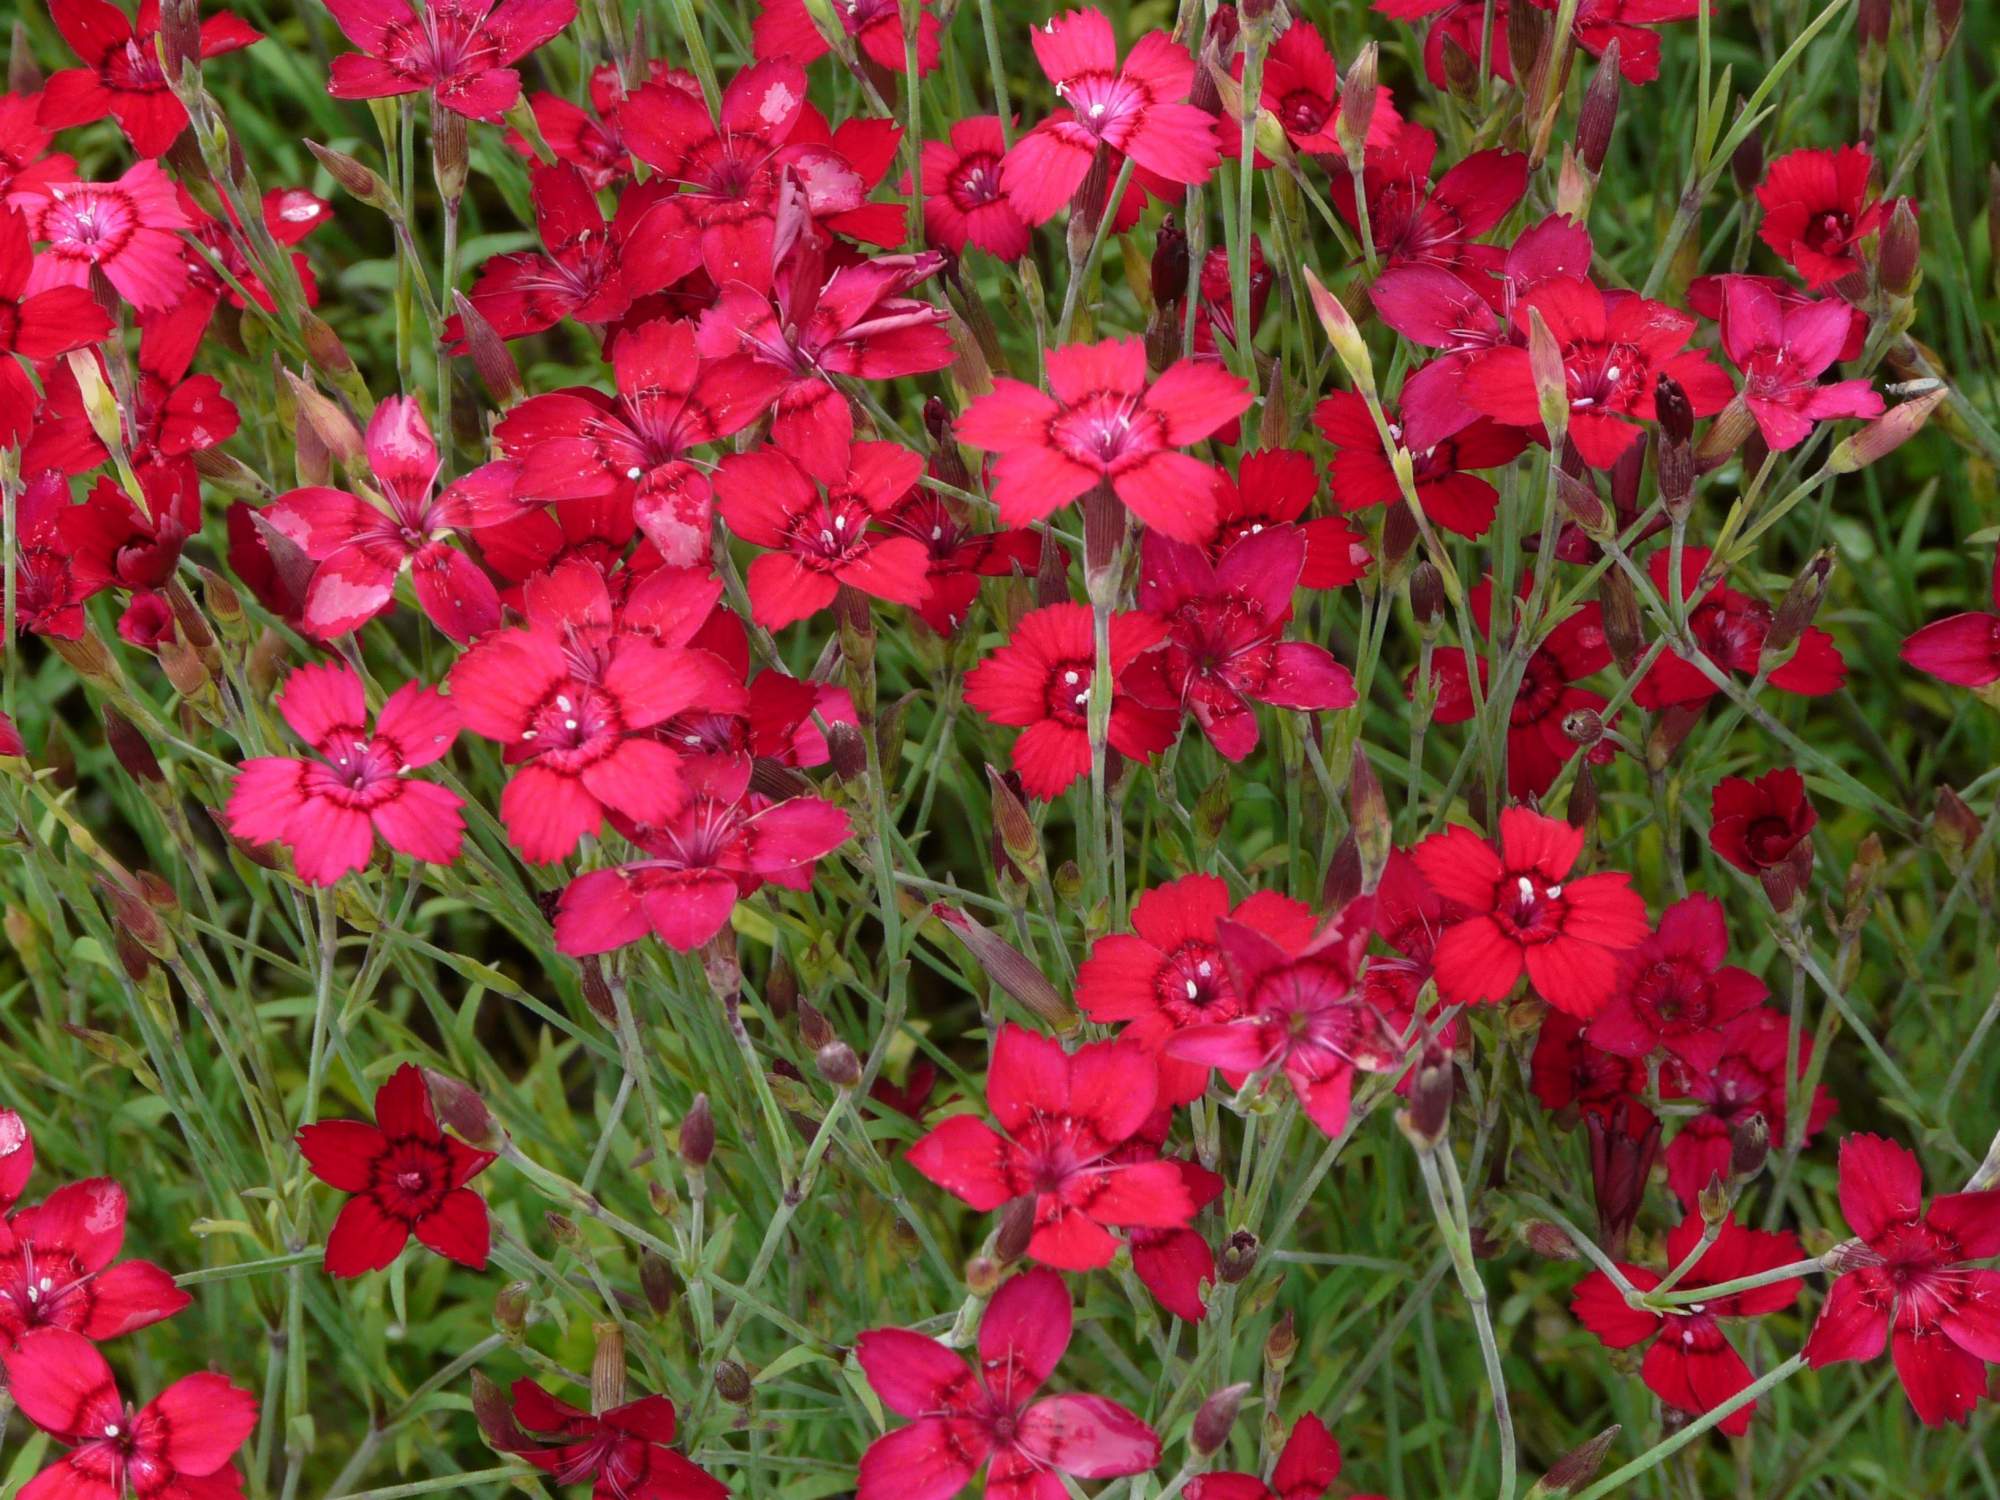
left=1440, top=32, right=1479, bottom=105
left=470, top=1371, right=528, bottom=1450
left=1525, top=1426, right=1621, bottom=1498
left=1827, top=388, right=1946, bottom=473
left=1925, top=0, right=1963, bottom=61
left=1879, top=199, right=1920, bottom=298
left=300, top=312, right=354, bottom=376
left=1191, top=1382, right=1251, bottom=1456
left=10, top=21, right=43, bottom=93
left=1698, top=1170, right=1731, bottom=1226
left=306, top=140, right=395, bottom=209
left=995, top=1196, right=1037, bottom=1263
left=1858, top=0, right=1891, bottom=52
left=930, top=903, right=1076, bottom=1029
left=1216, top=1229, right=1259, bottom=1284
left=713, top=1359, right=753, bottom=1406
left=1523, top=1220, right=1581, bottom=1260
left=1304, top=268, right=1373, bottom=398
left=451, top=293, right=524, bottom=406
left=1576, top=47, right=1621, bottom=174
left=1350, top=747, right=1391, bottom=892
left=1526, top=308, right=1569, bottom=444
left=64, top=351, right=124, bottom=453
left=679, top=1094, right=715, bottom=1171
left=1334, top=44, right=1379, bottom=162
left=431, top=108, right=469, bottom=203
left=1731, top=122, right=1764, bottom=197
left=425, top=1069, right=499, bottom=1148
left=1694, top=396, right=1757, bottom=470
left=1151, top=214, right=1190, bottom=308
left=99, top=876, right=173, bottom=963
left=815, top=1039, right=861, bottom=1089
left=1934, top=785, right=1982, bottom=866
left=1730, top=1113, right=1770, bottom=1182
left=985, top=763, right=1044, bottom=879
left=1761, top=551, right=1833, bottom=670
left=1567, top=760, right=1599, bottom=832
left=798, top=999, right=835, bottom=1052
left=1264, top=1309, right=1297, bottom=1369
left=1557, top=468, right=1611, bottom=539
left=640, top=1251, right=678, bottom=1316
left=1398, top=1061, right=1453, bottom=1152
left=159, top=0, right=201, bottom=82
left=577, top=955, right=616, bottom=1022
left=1410, top=561, right=1445, bottom=630
left=103, top=708, right=164, bottom=785
left=965, top=1254, right=1002, bottom=1296
left=1654, top=372, right=1694, bottom=447
left=158, top=635, right=211, bottom=700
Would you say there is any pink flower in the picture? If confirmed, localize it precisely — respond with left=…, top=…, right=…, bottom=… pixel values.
left=753, top=0, right=940, bottom=75
left=323, top=0, right=577, bottom=121
left=2, top=1327, right=257, bottom=1500
left=1716, top=276, right=1882, bottom=451
left=907, top=1025, right=1196, bottom=1270
left=227, top=663, right=465, bottom=886
left=1000, top=10, right=1218, bottom=225
left=915, top=116, right=1030, bottom=261
left=855, top=1268, right=1160, bottom=1499
left=260, top=396, right=501, bottom=643
left=1804, top=1134, right=2000, bottom=1427
left=1586, top=894, right=1769, bottom=1072
left=40, top=0, right=261, bottom=157
left=1077, top=872, right=1318, bottom=1106
left=9, top=158, right=192, bottom=311
left=553, top=757, right=850, bottom=954
left=1125, top=527, right=1358, bottom=760
left=955, top=336, right=1249, bottom=544
left=1186, top=1414, right=1345, bottom=1500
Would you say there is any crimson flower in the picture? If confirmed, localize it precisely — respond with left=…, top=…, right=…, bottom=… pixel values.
left=696, top=251, right=954, bottom=482
left=1709, top=768, right=1817, bottom=909
left=0, top=1118, right=188, bottom=1345
left=715, top=439, right=932, bottom=629
left=2, top=1327, right=256, bottom=1500
left=1332, top=124, right=1527, bottom=278
left=906, top=1025, right=1195, bottom=1270
left=1077, top=872, right=1318, bottom=1106
left=1528, top=1010, right=1645, bottom=1119
left=956, top=336, right=1249, bottom=544
left=1000, top=10, right=1218, bottom=225
left=0, top=713, right=21, bottom=758
left=1168, top=904, right=1399, bottom=1138
left=298, top=1064, right=496, bottom=1277
left=56, top=471, right=198, bottom=598
left=1460, top=275, right=1734, bottom=469
left=228, top=664, right=465, bottom=886
left=1572, top=1215, right=1805, bottom=1436
left=855, top=1268, right=1160, bottom=1500
left=915, top=116, right=1029, bottom=261
left=0, top=204, right=111, bottom=445
left=40, top=0, right=260, bottom=157
left=1717, top=276, right=1882, bottom=451
left=1587, top=894, right=1769, bottom=1072
left=1756, top=145, right=1891, bottom=291
left=507, top=1382, right=726, bottom=1500
left=1316, top=388, right=1525, bottom=541
left=450, top=162, right=640, bottom=343
left=1633, top=547, right=1846, bottom=710
left=1383, top=0, right=1701, bottom=86
left=0, top=93, right=78, bottom=199
left=323, top=0, right=576, bottom=121
left=754, top=0, right=940, bottom=75
left=1117, top=1111, right=1224, bottom=1321
left=1903, top=553, right=2000, bottom=688
left=876, top=483, right=1049, bottom=637
left=504, top=64, right=664, bottom=189
left=1206, top=449, right=1370, bottom=588
left=553, top=757, right=850, bottom=954
left=1662, top=1009, right=1831, bottom=1206
left=1230, top=21, right=1402, bottom=160
left=962, top=601, right=1174, bottom=800
left=1414, top=806, right=1649, bottom=1017
left=494, top=318, right=784, bottom=567
left=7, top=473, right=93, bottom=639
left=1185, top=1414, right=1350, bottom=1500
left=261, top=396, right=501, bottom=643
left=1125, top=527, right=1358, bottom=760
left=10, top=158, right=192, bottom=311
left=1804, top=1134, right=2000, bottom=1427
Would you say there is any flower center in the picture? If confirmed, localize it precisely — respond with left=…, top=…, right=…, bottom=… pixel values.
left=1494, top=872, right=1566, bottom=944
left=1041, top=658, right=1095, bottom=727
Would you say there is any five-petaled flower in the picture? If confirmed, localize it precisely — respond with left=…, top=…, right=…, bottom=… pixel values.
left=40, top=0, right=261, bottom=156
left=506, top=1381, right=728, bottom=1499
left=323, top=0, right=578, bottom=121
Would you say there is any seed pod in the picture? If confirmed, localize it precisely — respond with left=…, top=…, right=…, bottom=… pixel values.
left=640, top=1251, right=678, bottom=1317
left=1191, top=1382, right=1251, bottom=1456
left=713, top=1360, right=753, bottom=1406
left=1216, top=1229, right=1259, bottom=1284
left=995, top=1196, right=1037, bottom=1264
left=591, top=1323, right=627, bottom=1414
left=1264, top=1310, right=1297, bottom=1369
left=815, top=1040, right=861, bottom=1089
left=1522, top=1220, right=1581, bottom=1260
left=1730, top=1112, right=1770, bottom=1182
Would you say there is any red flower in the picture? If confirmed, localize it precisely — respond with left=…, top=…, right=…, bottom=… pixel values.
left=1756, top=145, right=1891, bottom=291
left=1202, top=451, right=1366, bottom=589
left=1414, top=806, right=1649, bottom=1016
left=1230, top=21, right=1402, bottom=160
left=8, top=473, right=94, bottom=639
left=1125, top=527, right=1358, bottom=760
left=753, top=0, right=940, bottom=76
left=1587, top=894, right=1769, bottom=1071
left=1185, top=1414, right=1348, bottom=1500
left=1167, top=903, right=1398, bottom=1137
left=1804, top=1133, right=2000, bottom=1427
left=696, top=252, right=954, bottom=483
left=323, top=0, right=577, bottom=121
left=1, top=1327, right=256, bottom=1500
left=1716, top=276, right=1882, bottom=451
left=1662, top=1009, right=1831, bottom=1206
left=1318, top=388, right=1526, bottom=541
left=1460, top=275, right=1734, bottom=469
left=0, top=93, right=79, bottom=199
left=227, top=664, right=466, bottom=886
left=40, top=0, right=261, bottom=157
left=0, top=203, right=112, bottom=445
left=915, top=116, right=1029, bottom=261
left=956, top=336, right=1249, bottom=544
left=260, top=396, right=501, bottom=643
left=1077, top=872, right=1318, bottom=1106
left=855, top=1268, right=1160, bottom=1499
left=876, top=482, right=1050, bottom=637
left=58, top=471, right=200, bottom=596
left=1902, top=553, right=2000, bottom=688
left=1118, top=1119, right=1224, bottom=1322
left=1572, top=1215, right=1805, bottom=1436
left=0, top=1117, right=188, bottom=1346
left=450, top=163, right=639, bottom=343
left=962, top=601, right=1175, bottom=800
left=494, top=318, right=784, bottom=567
left=507, top=1382, right=727, bottom=1500
left=1000, top=10, right=1218, bottom=225
left=1332, top=124, right=1527, bottom=278
left=298, top=1064, right=495, bottom=1277
left=10, top=158, right=192, bottom=311
left=1634, top=547, right=1847, bottom=710
left=553, top=757, right=850, bottom=954
left=0, top=714, right=22, bottom=758
left=1528, top=1010, right=1645, bottom=1119
left=906, top=1025, right=1195, bottom=1270
left=715, top=439, right=933, bottom=629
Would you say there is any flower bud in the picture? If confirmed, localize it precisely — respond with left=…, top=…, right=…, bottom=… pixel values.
left=798, top=999, right=835, bottom=1052
left=1191, top=1382, right=1251, bottom=1456
left=99, top=876, right=173, bottom=964
left=451, top=292, right=524, bottom=406
left=306, top=140, right=396, bottom=210
left=1263, top=1309, right=1297, bottom=1370
left=1557, top=468, right=1612, bottom=539
left=64, top=351, right=125, bottom=455
left=1303, top=267, right=1373, bottom=398
left=1694, top=396, right=1757, bottom=471
left=471, top=1370, right=529, bottom=1450
left=10, top=21, right=43, bottom=93
left=1150, top=214, right=1190, bottom=308
left=577, top=955, right=617, bottom=1023
left=1525, top=1426, right=1621, bottom=1498
left=1522, top=1220, right=1581, bottom=1260
left=1761, top=550, right=1833, bottom=672
left=713, top=1359, right=753, bottom=1406
left=158, top=0, right=202, bottom=83
left=1925, top=0, right=1962, bottom=61
left=1526, top=308, right=1569, bottom=444
left=930, top=903, right=1077, bottom=1029
left=1587, top=1106, right=1660, bottom=1259
left=1216, top=1229, right=1259, bottom=1284
left=1508, top=0, right=1547, bottom=86
left=544, top=1211, right=579, bottom=1246
left=1576, top=49, right=1621, bottom=174
left=103, top=707, right=164, bottom=786
left=1698, top=1170, right=1731, bottom=1226
left=640, top=1251, right=678, bottom=1316
left=985, top=763, right=1044, bottom=881
left=1827, top=388, right=1946, bottom=473
left=0, top=712, right=23, bottom=762
left=815, top=1040, right=861, bottom=1089
left=679, top=1094, right=715, bottom=1171
left=1567, top=760, right=1599, bottom=833
left=1410, top=560, right=1445, bottom=631
left=425, top=1069, right=499, bottom=1148
left=1933, top=785, right=1983, bottom=869
left=300, top=312, right=355, bottom=376
left=995, top=1196, right=1037, bottom=1263
left=1654, top=372, right=1694, bottom=448
left=1349, top=746, right=1391, bottom=894
left=1858, top=0, right=1891, bottom=52
left=1731, top=123, right=1764, bottom=198
left=965, top=1254, right=1002, bottom=1296
left=1440, top=32, right=1479, bottom=105
left=1730, top=1112, right=1770, bottom=1183
left=1878, top=198, right=1920, bottom=298
left=1334, top=44, right=1379, bottom=163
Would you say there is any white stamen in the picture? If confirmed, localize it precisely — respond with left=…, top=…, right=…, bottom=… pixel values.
left=626, top=466, right=643, bottom=479
left=1516, top=875, right=1536, bottom=902
left=1546, top=883, right=1563, bottom=898
left=1185, top=980, right=1199, bottom=998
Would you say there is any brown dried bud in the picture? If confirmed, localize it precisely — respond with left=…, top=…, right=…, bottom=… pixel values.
left=1216, top=1229, right=1259, bottom=1284
left=1566, top=760, right=1598, bottom=832
left=713, top=1359, right=753, bottom=1406
left=1933, top=785, right=1982, bottom=865
left=965, top=1254, right=1002, bottom=1297
left=1576, top=47, right=1621, bottom=174
left=679, top=1094, right=715, bottom=1171
left=995, top=1196, right=1037, bottom=1263
left=1192, top=1382, right=1251, bottom=1457
left=1410, top=561, right=1445, bottom=630
left=1264, top=1309, right=1298, bottom=1369
left=824, top=720, right=868, bottom=782
left=1522, top=1220, right=1581, bottom=1260
left=1761, top=550, right=1834, bottom=670
left=424, top=1069, right=499, bottom=1148
left=798, top=1000, right=835, bottom=1052
left=471, top=1370, right=529, bottom=1450
left=815, top=1040, right=861, bottom=1089
left=1698, top=1170, right=1732, bottom=1226
left=1877, top=199, right=1920, bottom=299
left=577, top=955, right=616, bottom=1023
left=640, top=1251, right=678, bottom=1317
left=103, top=707, right=164, bottom=785
left=1599, top=567, right=1644, bottom=675
left=1525, top=1425, right=1621, bottom=1498
left=1507, top=1, right=1547, bottom=91
left=1398, top=1061, right=1453, bottom=1153
left=544, top=1211, right=579, bottom=1246
left=591, top=1323, right=627, bottom=1414
left=99, top=876, right=173, bottom=964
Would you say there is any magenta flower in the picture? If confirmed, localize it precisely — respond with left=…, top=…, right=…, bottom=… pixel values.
left=855, top=1268, right=1161, bottom=1500
left=40, top=0, right=261, bottom=157
left=323, top=0, right=577, bottom=121
left=10, top=158, right=192, bottom=311
left=1715, top=276, right=1883, bottom=451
